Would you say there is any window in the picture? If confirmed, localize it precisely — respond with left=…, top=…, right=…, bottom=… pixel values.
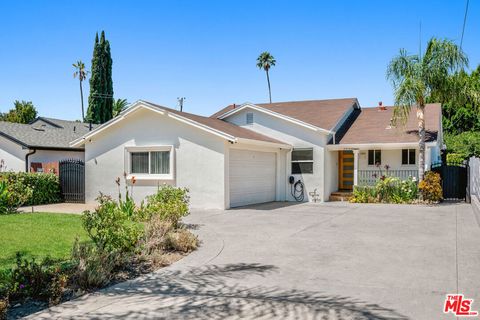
left=402, top=149, right=416, bottom=165
left=246, top=112, right=254, bottom=124
left=291, top=148, right=313, bottom=174
left=368, top=150, right=381, bottom=165
left=127, top=146, right=173, bottom=179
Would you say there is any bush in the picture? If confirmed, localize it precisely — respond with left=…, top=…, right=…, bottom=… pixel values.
left=8, top=253, right=67, bottom=305
left=350, top=176, right=418, bottom=204
left=0, top=270, right=9, bottom=320
left=142, top=215, right=174, bottom=255
left=0, top=172, right=60, bottom=206
left=419, top=171, right=443, bottom=202
left=82, top=194, right=143, bottom=253
left=70, top=240, right=120, bottom=290
left=142, top=185, right=190, bottom=226
left=350, top=186, right=377, bottom=203
left=165, top=229, right=198, bottom=253
left=446, top=153, right=465, bottom=165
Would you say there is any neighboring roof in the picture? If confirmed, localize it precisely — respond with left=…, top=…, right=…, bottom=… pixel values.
left=71, top=101, right=290, bottom=147
left=334, top=103, right=441, bottom=145
left=0, top=117, right=95, bottom=150
left=211, top=98, right=359, bottom=131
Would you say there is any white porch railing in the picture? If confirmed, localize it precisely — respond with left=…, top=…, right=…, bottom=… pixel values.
left=357, top=169, right=419, bottom=186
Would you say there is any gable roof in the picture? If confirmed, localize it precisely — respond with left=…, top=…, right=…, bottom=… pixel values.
left=211, top=98, right=359, bottom=132
left=71, top=101, right=290, bottom=148
left=0, top=118, right=95, bottom=150
left=334, top=103, right=442, bottom=145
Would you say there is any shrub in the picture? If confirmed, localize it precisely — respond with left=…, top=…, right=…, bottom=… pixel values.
left=350, top=176, right=418, bottom=204
left=82, top=194, right=143, bottom=253
left=165, top=229, right=198, bottom=253
left=0, top=172, right=60, bottom=206
left=419, top=171, right=443, bottom=202
left=8, top=253, right=67, bottom=305
left=142, top=215, right=174, bottom=255
left=446, top=153, right=465, bottom=165
left=0, top=270, right=9, bottom=320
left=142, top=185, right=190, bottom=226
left=70, top=240, right=120, bottom=290
left=350, top=186, right=378, bottom=203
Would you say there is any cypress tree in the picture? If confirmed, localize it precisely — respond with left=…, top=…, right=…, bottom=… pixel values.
left=87, top=31, right=114, bottom=124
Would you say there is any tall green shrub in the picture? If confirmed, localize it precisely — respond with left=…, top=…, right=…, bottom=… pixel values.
left=0, top=173, right=61, bottom=206
left=87, top=31, right=113, bottom=124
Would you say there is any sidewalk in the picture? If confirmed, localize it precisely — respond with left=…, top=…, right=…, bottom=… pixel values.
left=18, top=202, right=96, bottom=214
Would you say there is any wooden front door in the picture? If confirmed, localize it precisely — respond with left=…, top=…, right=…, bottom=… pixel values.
left=338, top=150, right=354, bottom=190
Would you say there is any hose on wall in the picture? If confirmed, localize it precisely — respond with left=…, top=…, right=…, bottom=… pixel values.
left=291, top=179, right=305, bottom=202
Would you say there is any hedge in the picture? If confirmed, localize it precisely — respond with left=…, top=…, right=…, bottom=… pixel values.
left=0, top=172, right=61, bottom=206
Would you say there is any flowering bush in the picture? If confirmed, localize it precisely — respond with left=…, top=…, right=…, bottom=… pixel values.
left=8, top=254, right=68, bottom=305
left=351, top=176, right=418, bottom=204
left=418, top=171, right=443, bottom=202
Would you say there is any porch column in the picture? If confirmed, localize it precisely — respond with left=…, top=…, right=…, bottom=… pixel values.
left=425, top=147, right=431, bottom=171
left=353, top=149, right=359, bottom=186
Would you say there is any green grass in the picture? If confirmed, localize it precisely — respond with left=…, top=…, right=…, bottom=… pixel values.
left=0, top=213, right=88, bottom=270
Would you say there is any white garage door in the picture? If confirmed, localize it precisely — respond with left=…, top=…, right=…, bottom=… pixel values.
left=229, top=149, right=276, bottom=208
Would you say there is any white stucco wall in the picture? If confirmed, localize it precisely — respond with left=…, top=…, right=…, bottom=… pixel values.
left=84, top=108, right=226, bottom=209
left=0, top=136, right=26, bottom=172
left=30, top=150, right=84, bottom=164
left=225, top=108, right=333, bottom=202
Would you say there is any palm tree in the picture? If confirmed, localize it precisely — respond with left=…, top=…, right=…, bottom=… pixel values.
left=387, top=37, right=468, bottom=182
left=256, top=52, right=276, bottom=103
left=113, top=98, right=129, bottom=117
left=73, top=60, right=88, bottom=121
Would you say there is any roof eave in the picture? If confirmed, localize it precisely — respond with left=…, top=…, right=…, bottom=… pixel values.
left=217, top=102, right=333, bottom=134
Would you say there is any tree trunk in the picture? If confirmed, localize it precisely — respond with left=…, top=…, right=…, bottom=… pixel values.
left=266, top=69, right=272, bottom=103
left=417, top=104, right=426, bottom=182
left=80, top=79, right=85, bottom=121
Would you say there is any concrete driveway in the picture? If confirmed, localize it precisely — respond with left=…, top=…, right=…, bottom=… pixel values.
left=28, top=202, right=480, bottom=319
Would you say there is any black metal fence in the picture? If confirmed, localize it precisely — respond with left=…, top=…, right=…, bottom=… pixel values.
left=59, top=159, right=85, bottom=203
left=431, top=161, right=469, bottom=201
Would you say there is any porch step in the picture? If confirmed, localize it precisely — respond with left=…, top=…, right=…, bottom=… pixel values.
left=329, top=191, right=352, bottom=202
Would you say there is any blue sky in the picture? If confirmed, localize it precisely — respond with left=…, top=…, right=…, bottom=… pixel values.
left=0, top=1, right=478, bottom=120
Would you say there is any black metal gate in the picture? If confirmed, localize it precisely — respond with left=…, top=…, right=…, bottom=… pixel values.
left=431, top=162, right=469, bottom=201
left=59, top=159, right=85, bottom=203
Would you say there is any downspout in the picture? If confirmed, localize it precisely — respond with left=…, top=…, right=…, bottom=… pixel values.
left=25, top=149, right=36, bottom=172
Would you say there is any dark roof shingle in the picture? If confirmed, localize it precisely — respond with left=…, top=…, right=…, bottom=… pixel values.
left=0, top=118, right=95, bottom=149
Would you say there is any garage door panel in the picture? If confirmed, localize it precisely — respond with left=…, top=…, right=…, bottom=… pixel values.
left=229, top=149, right=276, bottom=208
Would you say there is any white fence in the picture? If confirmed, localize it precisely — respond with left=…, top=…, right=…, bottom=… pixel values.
left=358, top=169, right=419, bottom=186
left=470, top=157, right=480, bottom=200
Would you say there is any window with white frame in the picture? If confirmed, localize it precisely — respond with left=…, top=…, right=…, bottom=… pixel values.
left=368, top=150, right=381, bottom=165
left=402, top=149, right=416, bottom=165
left=291, top=148, right=313, bottom=174
left=127, top=146, right=173, bottom=178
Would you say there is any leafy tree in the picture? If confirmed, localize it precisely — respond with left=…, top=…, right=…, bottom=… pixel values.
left=429, top=65, right=480, bottom=134
left=73, top=60, right=89, bottom=122
left=444, top=131, right=480, bottom=160
left=387, top=37, right=468, bottom=181
left=112, top=98, right=129, bottom=117
left=87, top=31, right=113, bottom=124
left=256, top=52, right=276, bottom=103
left=0, top=101, right=38, bottom=124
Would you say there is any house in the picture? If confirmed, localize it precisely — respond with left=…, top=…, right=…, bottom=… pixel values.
left=0, top=117, right=91, bottom=172
left=71, top=99, right=443, bottom=209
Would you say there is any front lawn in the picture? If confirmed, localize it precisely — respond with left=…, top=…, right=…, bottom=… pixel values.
left=0, top=213, right=88, bottom=270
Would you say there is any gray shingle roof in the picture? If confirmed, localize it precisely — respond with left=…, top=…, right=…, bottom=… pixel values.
left=0, top=117, right=95, bottom=149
